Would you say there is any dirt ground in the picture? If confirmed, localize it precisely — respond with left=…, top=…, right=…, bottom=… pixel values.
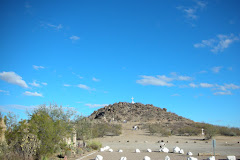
left=76, top=122, right=240, bottom=160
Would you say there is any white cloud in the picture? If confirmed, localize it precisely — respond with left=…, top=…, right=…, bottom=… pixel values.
left=0, top=71, right=28, bottom=88
left=194, top=34, right=239, bottom=53
left=196, top=1, right=207, bottom=8
left=136, top=75, right=174, bottom=87
left=211, top=34, right=239, bottom=53
left=47, top=23, right=63, bottom=30
left=211, top=66, right=222, bottom=73
left=0, top=90, right=10, bottom=95
left=184, top=8, right=197, bottom=20
left=177, top=75, right=192, bottom=81
left=85, top=104, right=108, bottom=108
left=189, top=83, right=198, bottom=88
left=217, top=83, right=240, bottom=91
left=194, top=39, right=215, bottom=48
left=92, top=77, right=100, bottom=82
left=24, top=91, right=43, bottom=97
left=214, top=91, right=232, bottom=95
left=157, top=75, right=173, bottom=82
left=33, top=65, right=45, bottom=70
left=63, top=84, right=71, bottom=87
left=136, top=73, right=192, bottom=87
left=70, top=36, right=80, bottom=41
left=177, top=1, right=207, bottom=22
left=72, top=72, right=83, bottom=79
left=199, top=70, right=207, bottom=74
left=42, top=82, right=47, bottom=86
left=200, top=83, right=214, bottom=88
left=77, top=84, right=95, bottom=91
left=29, top=80, right=40, bottom=87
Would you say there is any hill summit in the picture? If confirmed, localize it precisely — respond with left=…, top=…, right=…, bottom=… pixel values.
left=88, top=102, right=193, bottom=124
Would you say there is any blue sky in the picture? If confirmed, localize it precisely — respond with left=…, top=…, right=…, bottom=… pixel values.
left=1, top=0, right=240, bottom=127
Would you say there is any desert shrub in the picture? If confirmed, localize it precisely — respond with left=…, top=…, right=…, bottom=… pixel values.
left=87, top=141, right=102, bottom=150
left=76, top=148, right=83, bottom=154
left=177, top=126, right=201, bottom=136
left=20, top=133, right=40, bottom=159
left=229, top=127, right=240, bottom=136
left=0, top=142, right=8, bottom=159
left=146, top=124, right=171, bottom=136
left=75, top=117, right=93, bottom=140
left=76, top=121, right=122, bottom=139
left=204, top=124, right=217, bottom=140
left=65, top=149, right=71, bottom=157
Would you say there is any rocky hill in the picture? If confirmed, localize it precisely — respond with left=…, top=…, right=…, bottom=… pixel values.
left=88, top=102, right=193, bottom=125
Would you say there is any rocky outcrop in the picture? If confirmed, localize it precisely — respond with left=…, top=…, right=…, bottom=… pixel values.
left=88, top=102, right=193, bottom=124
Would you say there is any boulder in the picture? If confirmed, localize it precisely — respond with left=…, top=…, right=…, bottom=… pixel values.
left=173, top=147, right=180, bottom=153
left=165, top=155, right=170, bottom=160
left=187, top=152, right=193, bottom=156
left=109, top=149, right=113, bottom=152
left=187, top=157, right=198, bottom=160
left=143, top=156, right=151, bottom=160
left=118, top=149, right=123, bottom=152
left=147, top=149, right=152, bottom=152
left=160, top=147, right=169, bottom=153
left=179, top=149, right=184, bottom=154
left=136, top=149, right=140, bottom=153
left=120, top=157, right=127, bottom=160
left=207, top=156, right=215, bottom=160
left=95, top=155, right=103, bottom=160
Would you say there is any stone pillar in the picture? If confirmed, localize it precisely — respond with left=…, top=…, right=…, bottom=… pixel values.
left=0, top=118, right=7, bottom=142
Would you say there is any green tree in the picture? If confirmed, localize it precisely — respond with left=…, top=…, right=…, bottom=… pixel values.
left=27, top=104, right=75, bottom=158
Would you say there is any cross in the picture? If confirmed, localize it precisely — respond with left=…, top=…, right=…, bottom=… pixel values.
left=201, top=128, right=204, bottom=135
left=131, top=97, right=135, bottom=104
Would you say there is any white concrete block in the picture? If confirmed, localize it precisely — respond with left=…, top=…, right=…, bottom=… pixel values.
left=227, top=156, right=236, bottom=160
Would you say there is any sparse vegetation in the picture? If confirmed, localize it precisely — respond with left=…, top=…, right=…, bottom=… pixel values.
left=87, top=140, right=102, bottom=150
left=1, top=104, right=76, bottom=160
left=75, top=117, right=122, bottom=140
left=1, top=102, right=240, bottom=159
left=144, top=123, right=171, bottom=136
left=144, top=122, right=240, bottom=139
left=177, top=126, right=201, bottom=136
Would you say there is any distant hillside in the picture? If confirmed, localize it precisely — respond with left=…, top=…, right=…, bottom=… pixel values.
left=88, top=102, right=193, bottom=124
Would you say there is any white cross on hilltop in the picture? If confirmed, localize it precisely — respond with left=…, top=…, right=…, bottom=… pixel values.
left=131, top=97, right=135, bottom=104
